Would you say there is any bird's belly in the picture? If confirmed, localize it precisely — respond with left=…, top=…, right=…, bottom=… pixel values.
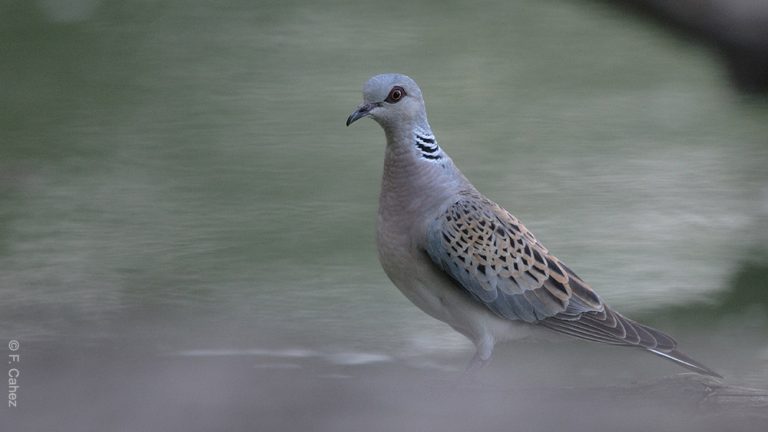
left=378, top=242, right=531, bottom=344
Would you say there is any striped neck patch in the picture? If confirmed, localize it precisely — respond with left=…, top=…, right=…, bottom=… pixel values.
left=414, top=131, right=442, bottom=161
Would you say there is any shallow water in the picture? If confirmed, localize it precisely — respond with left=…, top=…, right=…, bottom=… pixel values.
left=2, top=0, right=767, bottom=430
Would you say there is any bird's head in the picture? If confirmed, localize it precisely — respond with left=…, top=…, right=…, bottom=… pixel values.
left=346, top=73, right=427, bottom=130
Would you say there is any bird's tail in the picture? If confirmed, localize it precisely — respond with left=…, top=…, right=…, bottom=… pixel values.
left=647, top=347, right=722, bottom=378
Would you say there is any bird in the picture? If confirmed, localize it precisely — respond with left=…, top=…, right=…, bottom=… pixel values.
left=346, top=73, right=721, bottom=378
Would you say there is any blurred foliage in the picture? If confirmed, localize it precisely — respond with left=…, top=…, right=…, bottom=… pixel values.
left=719, top=258, right=768, bottom=313
left=642, top=251, right=768, bottom=327
left=593, top=0, right=768, bottom=94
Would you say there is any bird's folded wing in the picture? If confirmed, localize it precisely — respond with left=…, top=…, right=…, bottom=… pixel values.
left=425, top=193, right=602, bottom=322
left=425, top=193, right=677, bottom=350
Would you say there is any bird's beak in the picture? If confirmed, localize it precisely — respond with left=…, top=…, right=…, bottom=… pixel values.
left=346, top=103, right=375, bottom=127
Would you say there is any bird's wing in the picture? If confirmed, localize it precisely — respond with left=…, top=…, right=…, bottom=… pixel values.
left=425, top=193, right=722, bottom=377
left=426, top=192, right=603, bottom=322
left=425, top=192, right=673, bottom=348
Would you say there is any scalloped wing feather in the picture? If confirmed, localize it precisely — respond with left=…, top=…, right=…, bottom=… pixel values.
left=424, top=193, right=720, bottom=376
left=426, top=193, right=603, bottom=323
left=425, top=194, right=682, bottom=351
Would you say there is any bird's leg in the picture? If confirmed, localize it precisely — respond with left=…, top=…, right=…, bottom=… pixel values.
left=466, top=334, right=496, bottom=371
left=462, top=336, right=494, bottom=376
left=465, top=350, right=491, bottom=373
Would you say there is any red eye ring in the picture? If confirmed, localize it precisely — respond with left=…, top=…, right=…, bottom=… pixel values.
left=385, top=86, right=406, bottom=103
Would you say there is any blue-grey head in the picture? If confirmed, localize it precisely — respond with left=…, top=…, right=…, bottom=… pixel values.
left=346, top=73, right=428, bottom=130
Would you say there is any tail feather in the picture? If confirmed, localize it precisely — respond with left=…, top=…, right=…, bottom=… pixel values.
left=543, top=306, right=722, bottom=378
left=647, top=348, right=723, bottom=378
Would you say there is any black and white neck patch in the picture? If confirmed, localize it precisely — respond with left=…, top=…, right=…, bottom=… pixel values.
left=414, top=130, right=443, bottom=161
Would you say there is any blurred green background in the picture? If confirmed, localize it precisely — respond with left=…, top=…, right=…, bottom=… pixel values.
left=1, top=0, right=767, bottom=430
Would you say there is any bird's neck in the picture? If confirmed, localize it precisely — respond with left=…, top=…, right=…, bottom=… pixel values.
left=383, top=122, right=444, bottom=162
left=379, top=123, right=472, bottom=223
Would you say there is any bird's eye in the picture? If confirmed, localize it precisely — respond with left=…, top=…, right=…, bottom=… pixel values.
left=385, top=86, right=406, bottom=103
